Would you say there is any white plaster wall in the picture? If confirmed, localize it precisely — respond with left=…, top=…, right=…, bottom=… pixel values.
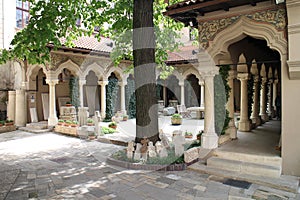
left=2, top=0, right=16, bottom=49
left=282, top=0, right=300, bottom=176
left=281, top=58, right=300, bottom=176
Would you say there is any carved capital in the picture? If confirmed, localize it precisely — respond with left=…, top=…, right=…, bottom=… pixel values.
left=261, top=77, right=268, bottom=84
left=79, top=79, right=86, bottom=86
left=98, top=80, right=109, bottom=86
left=46, top=79, right=59, bottom=86
left=253, top=75, right=260, bottom=83
left=237, top=73, right=249, bottom=81
left=200, top=68, right=219, bottom=79
left=228, top=70, right=237, bottom=80
left=118, top=81, right=128, bottom=87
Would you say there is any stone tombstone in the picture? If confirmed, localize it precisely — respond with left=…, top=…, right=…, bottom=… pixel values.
left=148, top=141, right=157, bottom=158
left=78, top=107, right=89, bottom=126
left=140, top=137, right=149, bottom=161
left=134, top=143, right=142, bottom=160
left=159, top=129, right=170, bottom=149
left=127, top=141, right=135, bottom=159
left=184, top=147, right=199, bottom=164
left=173, top=132, right=185, bottom=156
left=155, top=141, right=168, bottom=158
left=93, top=111, right=102, bottom=135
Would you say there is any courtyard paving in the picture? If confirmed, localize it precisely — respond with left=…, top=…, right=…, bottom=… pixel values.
left=0, top=130, right=299, bottom=200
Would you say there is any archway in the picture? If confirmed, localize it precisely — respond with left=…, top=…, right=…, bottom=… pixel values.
left=208, top=18, right=284, bottom=160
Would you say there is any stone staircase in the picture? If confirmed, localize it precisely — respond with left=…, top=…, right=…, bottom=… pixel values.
left=207, top=150, right=282, bottom=178
left=188, top=150, right=300, bottom=193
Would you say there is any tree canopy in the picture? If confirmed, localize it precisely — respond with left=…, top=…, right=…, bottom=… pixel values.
left=0, top=0, right=184, bottom=74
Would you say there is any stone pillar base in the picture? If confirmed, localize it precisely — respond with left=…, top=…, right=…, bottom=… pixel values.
left=260, top=114, right=269, bottom=123
left=251, top=117, right=261, bottom=127
left=238, top=120, right=251, bottom=132
left=201, top=133, right=218, bottom=149
left=48, top=116, right=58, bottom=127
left=226, top=125, right=237, bottom=139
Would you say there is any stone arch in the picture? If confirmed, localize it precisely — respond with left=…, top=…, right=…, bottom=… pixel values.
left=27, top=64, right=47, bottom=81
left=208, top=16, right=287, bottom=62
left=169, top=70, right=184, bottom=83
left=54, top=59, right=82, bottom=78
left=82, top=62, right=104, bottom=80
left=183, top=67, right=202, bottom=82
left=104, top=66, right=124, bottom=81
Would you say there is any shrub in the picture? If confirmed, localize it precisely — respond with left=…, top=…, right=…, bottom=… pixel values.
left=171, top=114, right=182, bottom=119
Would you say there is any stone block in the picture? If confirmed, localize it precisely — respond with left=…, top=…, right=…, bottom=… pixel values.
left=184, top=147, right=199, bottom=164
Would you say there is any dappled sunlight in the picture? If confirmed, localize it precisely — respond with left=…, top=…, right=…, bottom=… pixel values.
left=0, top=133, right=81, bottom=159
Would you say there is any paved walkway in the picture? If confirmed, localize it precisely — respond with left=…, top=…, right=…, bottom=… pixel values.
left=0, top=130, right=299, bottom=200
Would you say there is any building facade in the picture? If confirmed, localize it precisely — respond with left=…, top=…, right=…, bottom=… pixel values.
left=165, top=0, right=300, bottom=176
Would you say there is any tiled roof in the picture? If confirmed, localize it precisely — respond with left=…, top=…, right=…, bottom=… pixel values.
left=60, top=35, right=113, bottom=53
left=60, top=35, right=197, bottom=63
left=167, top=45, right=198, bottom=63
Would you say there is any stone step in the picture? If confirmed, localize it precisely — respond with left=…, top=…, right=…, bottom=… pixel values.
left=26, top=122, right=49, bottom=130
left=213, top=150, right=282, bottom=167
left=207, top=157, right=281, bottom=178
left=188, top=162, right=299, bottom=193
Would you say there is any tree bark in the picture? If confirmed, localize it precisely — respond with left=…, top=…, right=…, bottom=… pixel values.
left=133, top=0, right=159, bottom=143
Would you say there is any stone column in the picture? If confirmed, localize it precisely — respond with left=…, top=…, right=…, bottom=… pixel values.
left=267, top=79, right=273, bottom=119
left=15, top=89, right=27, bottom=127
left=226, top=70, right=237, bottom=138
left=272, top=79, right=278, bottom=118
left=7, top=91, right=16, bottom=121
left=79, top=79, right=86, bottom=108
left=201, top=71, right=219, bottom=149
left=46, top=79, right=59, bottom=126
left=260, top=77, right=268, bottom=122
left=199, top=81, right=205, bottom=107
left=251, top=76, right=261, bottom=126
left=179, top=80, right=185, bottom=105
left=99, top=80, right=108, bottom=119
left=119, top=81, right=127, bottom=114
left=237, top=73, right=251, bottom=132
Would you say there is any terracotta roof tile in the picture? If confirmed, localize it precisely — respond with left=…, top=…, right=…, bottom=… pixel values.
left=60, top=35, right=198, bottom=63
left=167, top=45, right=198, bottom=62
left=60, top=35, right=113, bottom=53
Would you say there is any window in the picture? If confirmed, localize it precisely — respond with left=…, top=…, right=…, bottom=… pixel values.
left=16, top=0, right=30, bottom=28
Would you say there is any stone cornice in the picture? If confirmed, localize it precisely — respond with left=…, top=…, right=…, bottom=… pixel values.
left=288, top=23, right=300, bottom=35
left=198, top=8, right=286, bottom=49
left=286, top=0, right=300, bottom=7
left=287, top=60, right=300, bottom=79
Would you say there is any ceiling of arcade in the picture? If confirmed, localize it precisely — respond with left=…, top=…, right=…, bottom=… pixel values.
left=227, top=36, right=281, bottom=80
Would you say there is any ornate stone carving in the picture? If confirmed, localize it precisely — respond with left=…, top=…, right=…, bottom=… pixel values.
left=198, top=8, right=286, bottom=49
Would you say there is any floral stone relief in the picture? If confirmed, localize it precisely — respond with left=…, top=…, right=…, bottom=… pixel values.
left=198, top=8, right=286, bottom=49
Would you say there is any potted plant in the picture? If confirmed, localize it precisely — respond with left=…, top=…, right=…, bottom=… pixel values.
left=122, top=115, right=128, bottom=121
left=65, top=101, right=72, bottom=107
left=58, top=119, right=65, bottom=126
left=171, top=114, right=182, bottom=125
left=88, top=131, right=96, bottom=140
left=0, top=120, right=5, bottom=127
left=86, top=118, right=94, bottom=126
left=71, top=120, right=79, bottom=127
left=64, top=120, right=72, bottom=126
left=5, top=119, right=14, bottom=126
left=184, top=131, right=193, bottom=139
left=108, top=122, right=117, bottom=129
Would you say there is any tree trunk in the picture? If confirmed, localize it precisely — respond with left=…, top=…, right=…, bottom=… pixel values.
left=133, top=0, right=159, bottom=143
